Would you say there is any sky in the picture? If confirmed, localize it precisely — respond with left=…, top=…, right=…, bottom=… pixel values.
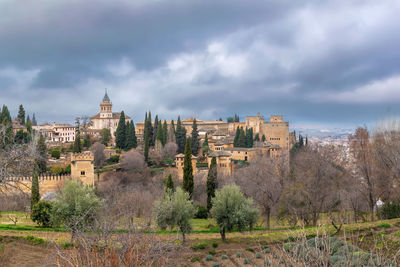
left=0, top=0, right=400, bottom=130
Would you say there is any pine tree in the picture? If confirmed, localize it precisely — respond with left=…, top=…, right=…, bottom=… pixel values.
left=165, top=174, right=174, bottom=193
left=261, top=134, right=266, bottom=142
left=73, top=118, right=82, bottom=153
left=35, top=134, right=47, bottom=174
left=30, top=171, right=40, bottom=211
left=126, top=121, right=137, bottom=150
left=162, top=120, right=168, bottom=146
left=1, top=105, right=11, bottom=125
left=234, top=127, right=240, bottom=147
left=175, top=116, right=186, bottom=153
left=206, top=156, right=218, bottom=211
left=115, top=111, right=126, bottom=149
left=147, top=112, right=154, bottom=147
left=202, top=133, right=209, bottom=155
left=17, top=104, right=25, bottom=125
left=254, top=133, right=260, bottom=142
left=182, top=138, right=194, bottom=199
left=191, top=119, right=200, bottom=155
left=32, top=113, right=37, bottom=126
left=247, top=128, right=253, bottom=148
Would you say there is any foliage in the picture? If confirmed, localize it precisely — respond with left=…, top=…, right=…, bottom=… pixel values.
left=205, top=255, right=213, bottom=261
left=83, top=134, right=91, bottom=148
left=221, top=254, right=228, bottom=260
left=210, top=184, right=259, bottom=241
left=50, top=148, right=60, bottom=159
left=212, top=242, right=218, bottom=248
left=31, top=172, right=40, bottom=210
left=378, top=222, right=391, bottom=228
left=191, top=256, right=200, bottom=262
left=190, top=118, right=200, bottom=155
left=154, top=187, right=195, bottom=242
left=100, top=128, right=111, bottom=146
left=35, top=134, right=47, bottom=174
left=125, top=121, right=137, bottom=150
left=191, top=242, right=207, bottom=250
left=50, top=166, right=65, bottom=174
left=31, top=200, right=52, bottom=227
left=175, top=116, right=186, bottom=153
left=115, top=111, right=126, bottom=149
left=182, top=138, right=194, bottom=198
left=51, top=180, right=101, bottom=242
left=105, top=155, right=120, bottom=165
left=17, top=104, right=25, bottom=125
left=73, top=118, right=82, bottom=153
left=202, top=133, right=209, bottom=155
left=207, top=156, right=218, bottom=211
left=165, top=174, right=175, bottom=193
left=208, top=249, right=216, bottom=255
left=227, top=114, right=240, bottom=123
left=379, top=200, right=400, bottom=219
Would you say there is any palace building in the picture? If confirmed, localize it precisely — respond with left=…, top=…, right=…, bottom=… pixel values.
left=90, top=91, right=131, bottom=138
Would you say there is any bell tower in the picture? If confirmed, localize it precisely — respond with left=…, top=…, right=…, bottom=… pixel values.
left=100, top=89, right=113, bottom=118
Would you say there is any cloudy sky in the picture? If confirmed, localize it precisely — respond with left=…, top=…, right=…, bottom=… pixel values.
left=1, top=0, right=399, bottom=129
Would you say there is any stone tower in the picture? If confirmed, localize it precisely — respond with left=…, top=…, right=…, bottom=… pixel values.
left=71, top=151, right=95, bottom=186
left=100, top=90, right=113, bottom=119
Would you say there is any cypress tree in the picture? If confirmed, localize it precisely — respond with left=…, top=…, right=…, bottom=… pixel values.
left=165, top=174, right=175, bottom=193
left=32, top=113, right=37, bottom=126
left=83, top=134, right=91, bottom=148
left=35, top=134, right=47, bottom=174
left=234, top=127, right=240, bottom=147
left=30, top=171, right=40, bottom=211
left=147, top=112, right=154, bottom=146
left=254, top=133, right=260, bottom=142
left=238, top=127, right=247, bottom=148
left=176, top=116, right=186, bottom=153
left=167, top=120, right=176, bottom=143
left=153, top=115, right=159, bottom=145
left=156, top=120, right=163, bottom=144
left=306, top=136, right=308, bottom=146
left=144, top=130, right=150, bottom=164
left=17, top=104, right=25, bottom=125
left=206, top=156, right=218, bottom=211
left=202, top=133, right=209, bottom=155
left=191, top=119, right=200, bottom=156
left=26, top=115, right=32, bottom=133
left=182, top=138, right=194, bottom=199
left=73, top=118, right=82, bottom=153
left=162, top=120, right=168, bottom=146
left=115, top=111, right=126, bottom=149
left=1, top=105, right=11, bottom=125
left=247, top=128, right=253, bottom=148
left=261, top=134, right=266, bottom=142
left=126, top=121, right=137, bottom=150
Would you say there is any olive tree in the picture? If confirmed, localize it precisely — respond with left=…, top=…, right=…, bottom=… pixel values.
left=210, top=184, right=259, bottom=242
left=51, top=180, right=102, bottom=242
left=154, top=187, right=195, bottom=243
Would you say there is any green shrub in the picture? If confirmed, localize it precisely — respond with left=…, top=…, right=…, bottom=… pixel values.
left=246, top=247, right=254, bottom=252
left=205, top=255, right=214, bottom=261
left=191, top=242, right=207, bottom=250
left=282, top=242, right=296, bottom=253
left=273, top=253, right=279, bottom=259
left=61, top=242, right=73, bottom=249
left=264, top=247, right=271, bottom=253
left=328, top=237, right=345, bottom=254
left=106, top=155, right=120, bottom=164
left=380, top=200, right=400, bottom=219
left=243, top=258, right=251, bottom=264
left=287, top=236, right=295, bottom=242
left=31, top=200, right=52, bottom=227
left=255, top=253, right=262, bottom=258
left=212, top=262, right=220, bottom=267
left=378, top=223, right=391, bottom=228
left=221, top=254, right=228, bottom=260
left=264, top=260, right=271, bottom=266
left=212, top=242, right=218, bottom=248
left=236, top=252, right=243, bottom=258
left=50, top=149, right=61, bottom=159
left=194, top=205, right=208, bottom=219
left=24, top=235, right=45, bottom=245
left=208, top=250, right=216, bottom=255
left=191, top=256, right=200, bottom=262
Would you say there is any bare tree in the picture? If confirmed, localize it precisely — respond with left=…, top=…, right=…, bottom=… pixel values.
left=121, top=150, right=147, bottom=173
left=236, top=154, right=288, bottom=229
left=162, top=142, right=178, bottom=160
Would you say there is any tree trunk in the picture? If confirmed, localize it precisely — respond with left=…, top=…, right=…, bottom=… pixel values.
left=266, top=209, right=271, bottom=229
left=220, top=227, right=226, bottom=242
left=369, top=193, right=375, bottom=221
left=181, top=231, right=186, bottom=244
left=312, top=212, right=318, bottom=226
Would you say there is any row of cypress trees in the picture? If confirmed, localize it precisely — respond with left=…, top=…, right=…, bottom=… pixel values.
left=233, top=126, right=254, bottom=148
left=115, top=111, right=138, bottom=151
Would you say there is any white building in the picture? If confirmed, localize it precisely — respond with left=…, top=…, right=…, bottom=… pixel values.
left=33, top=123, right=76, bottom=143
left=90, top=91, right=131, bottom=137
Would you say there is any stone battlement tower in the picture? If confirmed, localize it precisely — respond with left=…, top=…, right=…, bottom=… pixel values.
left=71, top=151, right=95, bottom=186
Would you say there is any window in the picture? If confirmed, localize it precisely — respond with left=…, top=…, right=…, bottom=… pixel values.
left=81, top=171, right=85, bottom=176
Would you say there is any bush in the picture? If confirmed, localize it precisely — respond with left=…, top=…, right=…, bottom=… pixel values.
left=208, top=250, right=216, bottom=255
left=31, top=200, right=52, bottom=227
left=255, top=253, right=262, bottom=258
left=191, top=256, right=200, bottom=262
left=205, top=255, right=213, bottom=261
left=378, top=223, right=391, bottom=228
left=236, top=252, right=243, bottom=258
left=212, top=242, right=218, bottom=248
left=221, top=254, right=228, bottom=260
left=379, top=200, right=400, bottom=219
left=212, top=262, right=220, bottom=267
left=264, top=247, right=271, bottom=253
left=243, top=258, right=251, bottom=264
left=24, top=235, right=45, bottom=245
left=106, top=155, right=120, bottom=165
left=51, top=149, right=61, bottom=159
left=50, top=166, right=65, bottom=174
left=194, top=205, right=208, bottom=219
left=246, top=247, right=254, bottom=252
left=191, top=242, right=207, bottom=250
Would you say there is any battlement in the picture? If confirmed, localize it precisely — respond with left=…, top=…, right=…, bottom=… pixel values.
left=270, top=115, right=283, bottom=122
left=4, top=173, right=72, bottom=182
left=71, top=151, right=94, bottom=161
